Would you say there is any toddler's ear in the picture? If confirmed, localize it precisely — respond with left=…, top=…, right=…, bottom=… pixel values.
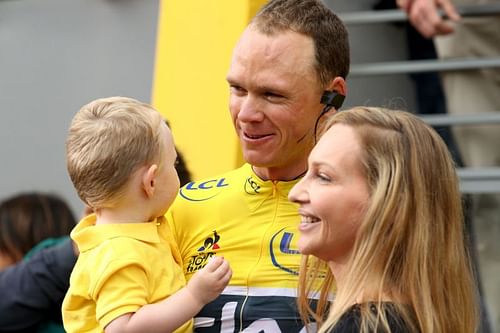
left=142, top=164, right=158, bottom=198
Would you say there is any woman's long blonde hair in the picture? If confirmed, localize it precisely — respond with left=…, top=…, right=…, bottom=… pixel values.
left=298, top=107, right=478, bottom=333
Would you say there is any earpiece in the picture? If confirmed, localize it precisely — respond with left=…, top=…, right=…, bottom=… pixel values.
left=320, top=90, right=345, bottom=110
left=313, top=91, right=346, bottom=143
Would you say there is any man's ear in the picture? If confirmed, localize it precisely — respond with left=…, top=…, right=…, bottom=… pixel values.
left=327, top=76, right=347, bottom=97
left=320, top=77, right=348, bottom=111
left=142, top=164, right=158, bottom=199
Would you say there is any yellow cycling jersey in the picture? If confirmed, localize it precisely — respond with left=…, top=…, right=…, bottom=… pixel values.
left=167, top=163, right=315, bottom=332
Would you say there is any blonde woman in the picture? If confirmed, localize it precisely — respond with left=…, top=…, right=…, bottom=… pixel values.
left=289, top=107, right=478, bottom=332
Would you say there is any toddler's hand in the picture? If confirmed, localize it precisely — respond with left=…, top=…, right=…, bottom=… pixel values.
left=186, top=256, right=232, bottom=305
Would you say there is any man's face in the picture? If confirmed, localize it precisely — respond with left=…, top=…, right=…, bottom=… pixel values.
left=226, top=27, right=324, bottom=180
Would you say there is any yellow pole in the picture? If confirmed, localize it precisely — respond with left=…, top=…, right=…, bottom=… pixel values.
left=152, top=0, right=267, bottom=180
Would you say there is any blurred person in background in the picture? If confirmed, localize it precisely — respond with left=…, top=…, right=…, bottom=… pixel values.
left=0, top=192, right=76, bottom=333
left=0, top=192, right=76, bottom=270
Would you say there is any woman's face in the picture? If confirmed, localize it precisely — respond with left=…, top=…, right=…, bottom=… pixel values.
left=288, top=123, right=370, bottom=263
left=0, top=251, right=15, bottom=270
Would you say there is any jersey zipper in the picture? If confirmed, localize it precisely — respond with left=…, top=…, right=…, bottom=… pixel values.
left=238, top=180, right=281, bottom=332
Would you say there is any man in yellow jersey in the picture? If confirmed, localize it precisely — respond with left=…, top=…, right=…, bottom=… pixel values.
left=166, top=0, right=350, bottom=331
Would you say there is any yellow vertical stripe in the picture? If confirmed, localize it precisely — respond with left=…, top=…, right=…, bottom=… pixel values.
left=152, top=0, right=267, bottom=180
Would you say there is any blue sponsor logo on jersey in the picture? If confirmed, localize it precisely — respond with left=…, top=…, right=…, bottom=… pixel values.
left=179, top=178, right=229, bottom=201
left=269, top=228, right=300, bottom=275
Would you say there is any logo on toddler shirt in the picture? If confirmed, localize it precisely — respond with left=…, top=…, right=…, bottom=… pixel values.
left=186, top=230, right=220, bottom=273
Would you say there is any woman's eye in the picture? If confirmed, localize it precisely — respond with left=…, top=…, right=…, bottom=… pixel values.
left=316, top=173, right=331, bottom=183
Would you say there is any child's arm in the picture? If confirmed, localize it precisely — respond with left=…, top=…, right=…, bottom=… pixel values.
left=104, top=256, right=231, bottom=333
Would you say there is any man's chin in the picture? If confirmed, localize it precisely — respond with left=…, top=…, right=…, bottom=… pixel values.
left=243, top=153, right=272, bottom=167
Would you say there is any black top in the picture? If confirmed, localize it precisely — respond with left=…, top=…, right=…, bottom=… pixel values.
left=0, top=238, right=77, bottom=332
left=327, top=303, right=413, bottom=333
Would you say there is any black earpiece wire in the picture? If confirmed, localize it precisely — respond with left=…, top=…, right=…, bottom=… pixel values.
left=313, top=104, right=333, bottom=144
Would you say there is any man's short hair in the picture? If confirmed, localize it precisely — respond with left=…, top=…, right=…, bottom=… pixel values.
left=252, top=0, right=350, bottom=86
left=66, top=96, right=164, bottom=208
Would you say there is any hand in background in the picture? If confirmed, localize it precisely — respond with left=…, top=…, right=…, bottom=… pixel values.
left=397, top=0, right=461, bottom=37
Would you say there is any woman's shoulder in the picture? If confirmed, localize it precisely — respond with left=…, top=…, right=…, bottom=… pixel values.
left=327, top=302, right=413, bottom=333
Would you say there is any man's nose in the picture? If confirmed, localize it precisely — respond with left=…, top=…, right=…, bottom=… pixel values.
left=238, top=95, right=265, bottom=122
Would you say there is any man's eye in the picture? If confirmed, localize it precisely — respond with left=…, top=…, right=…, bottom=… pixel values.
left=230, top=85, right=246, bottom=95
left=264, top=92, right=284, bottom=100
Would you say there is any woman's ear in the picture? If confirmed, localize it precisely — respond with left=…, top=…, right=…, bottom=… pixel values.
left=142, top=164, right=158, bottom=198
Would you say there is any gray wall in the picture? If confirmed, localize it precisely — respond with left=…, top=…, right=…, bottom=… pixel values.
left=0, top=0, right=414, bottom=216
left=0, top=0, right=160, bottom=215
